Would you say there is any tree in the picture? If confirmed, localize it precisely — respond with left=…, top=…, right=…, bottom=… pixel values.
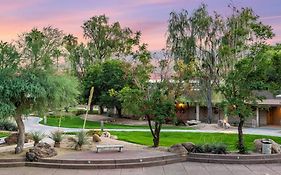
left=119, top=50, right=175, bottom=147
left=17, top=26, right=65, bottom=70
left=167, top=4, right=224, bottom=123
left=120, top=81, right=175, bottom=147
left=82, top=15, right=141, bottom=61
left=167, top=4, right=274, bottom=123
left=0, top=28, right=79, bottom=154
left=83, top=59, right=133, bottom=117
left=217, top=50, right=270, bottom=153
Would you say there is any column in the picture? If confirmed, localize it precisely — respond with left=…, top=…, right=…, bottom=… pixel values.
left=196, top=103, right=200, bottom=121
left=256, top=107, right=260, bottom=127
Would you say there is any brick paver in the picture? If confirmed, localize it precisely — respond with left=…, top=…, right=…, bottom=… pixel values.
left=1, top=162, right=281, bottom=175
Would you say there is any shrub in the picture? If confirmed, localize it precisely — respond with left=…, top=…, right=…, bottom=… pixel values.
left=50, top=130, right=64, bottom=147
left=74, top=109, right=99, bottom=116
left=0, top=119, right=18, bottom=131
left=192, top=143, right=228, bottom=154
left=30, top=131, right=45, bottom=146
left=74, top=109, right=86, bottom=116
left=68, top=131, right=89, bottom=150
left=202, top=143, right=213, bottom=153
left=193, top=144, right=204, bottom=153
left=212, top=143, right=227, bottom=154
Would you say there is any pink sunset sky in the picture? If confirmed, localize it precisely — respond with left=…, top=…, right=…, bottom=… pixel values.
left=1, top=0, right=281, bottom=51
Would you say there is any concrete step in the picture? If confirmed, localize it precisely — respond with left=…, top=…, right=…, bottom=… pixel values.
left=0, top=162, right=25, bottom=167
left=38, top=154, right=179, bottom=164
left=26, top=157, right=183, bottom=169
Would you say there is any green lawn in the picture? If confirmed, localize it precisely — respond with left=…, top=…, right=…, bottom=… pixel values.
left=110, top=131, right=281, bottom=151
left=0, top=132, right=10, bottom=138
left=40, top=116, right=193, bottom=130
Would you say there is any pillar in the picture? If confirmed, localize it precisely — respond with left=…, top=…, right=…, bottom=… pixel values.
left=196, top=103, right=200, bottom=121
left=256, top=107, right=260, bottom=127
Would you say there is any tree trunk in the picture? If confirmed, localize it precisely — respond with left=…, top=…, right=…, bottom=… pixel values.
left=99, top=106, right=104, bottom=114
left=153, top=122, right=161, bottom=147
left=116, top=106, right=122, bottom=118
left=15, top=115, right=25, bottom=154
left=90, top=103, right=94, bottom=112
left=237, top=114, right=245, bottom=154
left=206, top=80, right=213, bottom=124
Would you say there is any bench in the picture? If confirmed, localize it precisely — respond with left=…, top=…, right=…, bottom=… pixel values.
left=96, top=145, right=124, bottom=153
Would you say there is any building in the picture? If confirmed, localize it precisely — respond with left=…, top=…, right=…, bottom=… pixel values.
left=177, top=91, right=281, bottom=127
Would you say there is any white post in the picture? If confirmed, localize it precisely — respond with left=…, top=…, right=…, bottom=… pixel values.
left=256, top=107, right=260, bottom=127
left=196, top=103, right=200, bottom=121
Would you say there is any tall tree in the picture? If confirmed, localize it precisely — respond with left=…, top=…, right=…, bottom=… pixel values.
left=0, top=28, right=79, bottom=154
left=82, top=15, right=141, bottom=62
left=119, top=53, right=175, bottom=147
left=83, top=59, right=133, bottom=117
left=167, top=4, right=274, bottom=123
left=218, top=47, right=270, bottom=153
left=167, top=4, right=224, bottom=123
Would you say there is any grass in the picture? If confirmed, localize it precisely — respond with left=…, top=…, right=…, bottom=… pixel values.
left=40, top=116, right=194, bottom=130
left=110, top=131, right=281, bottom=151
left=0, top=132, right=10, bottom=138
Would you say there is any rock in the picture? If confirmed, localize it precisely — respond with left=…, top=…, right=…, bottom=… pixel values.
left=110, top=135, right=118, bottom=140
left=186, top=120, right=201, bottom=126
left=182, top=142, right=195, bottom=152
left=101, top=131, right=111, bottom=138
left=92, top=134, right=101, bottom=142
left=225, top=123, right=231, bottom=129
left=4, top=133, right=28, bottom=145
left=254, top=139, right=281, bottom=154
left=26, top=142, right=57, bottom=162
left=271, top=140, right=281, bottom=154
left=217, top=120, right=231, bottom=129
left=254, top=139, right=263, bottom=153
left=168, top=144, right=188, bottom=155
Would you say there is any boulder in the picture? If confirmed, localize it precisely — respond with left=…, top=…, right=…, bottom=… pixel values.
left=182, top=142, right=195, bottom=152
left=254, top=139, right=281, bottom=154
left=225, top=123, right=231, bottom=129
left=186, top=120, right=201, bottom=126
left=271, top=140, right=281, bottom=154
left=168, top=144, right=188, bottom=155
left=26, top=142, right=57, bottom=162
left=110, top=135, right=118, bottom=140
left=92, top=134, right=101, bottom=142
left=101, top=131, right=111, bottom=138
left=4, top=133, right=28, bottom=145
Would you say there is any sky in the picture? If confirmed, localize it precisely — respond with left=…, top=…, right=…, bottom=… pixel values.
left=0, top=0, right=281, bottom=51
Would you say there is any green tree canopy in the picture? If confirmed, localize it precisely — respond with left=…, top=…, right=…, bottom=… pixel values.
left=0, top=27, right=80, bottom=154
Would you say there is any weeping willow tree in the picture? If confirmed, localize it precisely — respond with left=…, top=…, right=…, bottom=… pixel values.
left=167, top=4, right=274, bottom=123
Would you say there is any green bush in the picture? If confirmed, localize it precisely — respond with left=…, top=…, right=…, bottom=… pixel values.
left=0, top=119, right=18, bottom=131
left=192, top=143, right=228, bottom=154
left=74, top=109, right=86, bottom=116
left=74, top=109, right=99, bottom=116
left=212, top=143, right=227, bottom=154
left=193, top=144, right=204, bottom=153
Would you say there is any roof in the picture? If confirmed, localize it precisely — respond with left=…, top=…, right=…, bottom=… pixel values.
left=258, top=99, right=281, bottom=106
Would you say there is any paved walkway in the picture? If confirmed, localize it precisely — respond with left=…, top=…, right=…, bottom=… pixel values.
left=24, top=117, right=281, bottom=137
left=1, top=162, right=281, bottom=175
